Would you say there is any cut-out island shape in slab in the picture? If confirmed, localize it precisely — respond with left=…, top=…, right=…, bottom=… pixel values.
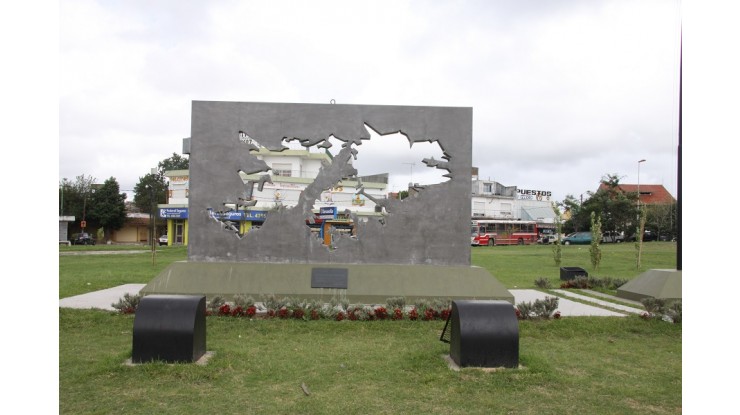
left=142, top=101, right=513, bottom=304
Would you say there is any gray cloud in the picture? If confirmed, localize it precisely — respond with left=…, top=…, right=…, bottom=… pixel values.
left=59, top=0, right=681, bottom=203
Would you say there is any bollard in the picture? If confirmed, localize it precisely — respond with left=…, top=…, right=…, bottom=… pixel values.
left=443, top=300, right=519, bottom=368
left=132, top=295, right=206, bottom=363
left=560, top=266, right=588, bottom=281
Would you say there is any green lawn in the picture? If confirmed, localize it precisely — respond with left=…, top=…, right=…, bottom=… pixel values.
left=58, top=242, right=681, bottom=414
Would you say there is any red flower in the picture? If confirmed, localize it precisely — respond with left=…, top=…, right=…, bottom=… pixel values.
left=246, top=306, right=257, bottom=317
left=231, top=306, right=244, bottom=317
left=278, top=308, right=289, bottom=319
left=375, top=306, right=388, bottom=320
left=310, top=309, right=320, bottom=320
left=408, top=307, right=419, bottom=321
left=515, top=308, right=522, bottom=319
left=267, top=309, right=276, bottom=318
left=553, top=311, right=561, bottom=319
left=440, top=308, right=451, bottom=320
left=423, top=308, right=436, bottom=321
left=336, top=311, right=345, bottom=321
left=392, top=308, right=404, bottom=320
left=218, top=304, right=231, bottom=316
left=292, top=308, right=305, bottom=319
left=348, top=309, right=358, bottom=321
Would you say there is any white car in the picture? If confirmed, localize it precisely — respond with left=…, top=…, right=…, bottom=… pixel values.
left=158, top=235, right=168, bottom=246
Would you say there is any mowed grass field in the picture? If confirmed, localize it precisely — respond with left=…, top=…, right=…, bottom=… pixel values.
left=58, top=242, right=681, bottom=414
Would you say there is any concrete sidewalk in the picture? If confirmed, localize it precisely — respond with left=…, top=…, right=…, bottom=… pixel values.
left=59, top=284, right=146, bottom=311
left=59, top=285, right=641, bottom=317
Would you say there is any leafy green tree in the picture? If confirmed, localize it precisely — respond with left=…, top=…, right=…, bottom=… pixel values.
left=59, top=174, right=97, bottom=227
left=590, top=212, right=603, bottom=270
left=565, top=174, right=638, bottom=237
left=646, top=202, right=677, bottom=241
left=552, top=203, right=563, bottom=266
left=636, top=204, right=647, bottom=270
left=561, top=194, right=583, bottom=234
left=133, top=153, right=189, bottom=213
left=158, top=152, right=189, bottom=175
left=133, top=173, right=167, bottom=214
left=87, top=177, right=127, bottom=242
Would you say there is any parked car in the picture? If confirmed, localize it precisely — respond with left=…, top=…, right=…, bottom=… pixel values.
left=562, top=232, right=592, bottom=245
left=158, top=234, right=168, bottom=246
left=627, top=230, right=658, bottom=242
left=537, top=234, right=560, bottom=244
left=601, top=231, right=624, bottom=243
left=71, top=232, right=96, bottom=245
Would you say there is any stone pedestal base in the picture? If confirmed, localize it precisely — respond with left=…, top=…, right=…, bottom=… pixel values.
left=616, top=269, right=682, bottom=302
left=141, top=261, right=514, bottom=304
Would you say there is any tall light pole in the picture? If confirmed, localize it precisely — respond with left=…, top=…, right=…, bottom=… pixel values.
left=637, top=159, right=646, bottom=209
left=146, top=184, right=156, bottom=266
left=402, top=162, right=415, bottom=184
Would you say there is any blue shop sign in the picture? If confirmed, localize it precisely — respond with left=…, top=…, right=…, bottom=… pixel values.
left=208, top=209, right=269, bottom=221
left=244, top=210, right=268, bottom=221
left=159, top=208, right=188, bottom=219
left=319, top=207, right=337, bottom=219
left=207, top=210, right=242, bottom=220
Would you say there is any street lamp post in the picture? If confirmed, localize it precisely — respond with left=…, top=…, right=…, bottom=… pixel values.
left=81, top=188, right=94, bottom=231
left=635, top=159, right=647, bottom=269
left=637, top=159, right=646, bottom=210
left=402, top=162, right=415, bottom=199
left=147, top=185, right=156, bottom=266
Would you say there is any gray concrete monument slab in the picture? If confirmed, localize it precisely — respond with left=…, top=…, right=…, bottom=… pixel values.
left=143, top=101, right=512, bottom=303
left=616, top=269, right=682, bottom=302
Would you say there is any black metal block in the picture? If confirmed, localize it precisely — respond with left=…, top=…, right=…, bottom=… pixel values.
left=448, top=300, right=519, bottom=368
left=560, top=266, right=588, bottom=281
left=132, top=295, right=206, bottom=363
left=311, top=268, right=349, bottom=289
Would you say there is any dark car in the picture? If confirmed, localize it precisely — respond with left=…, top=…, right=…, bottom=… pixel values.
left=562, top=232, right=592, bottom=245
left=627, top=229, right=658, bottom=242
left=71, top=232, right=96, bottom=245
left=601, top=231, right=624, bottom=243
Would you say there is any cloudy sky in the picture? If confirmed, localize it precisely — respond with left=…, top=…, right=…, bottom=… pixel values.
left=57, top=0, right=683, bottom=203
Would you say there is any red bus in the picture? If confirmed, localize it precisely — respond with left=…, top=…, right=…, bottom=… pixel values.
left=471, top=219, right=538, bottom=246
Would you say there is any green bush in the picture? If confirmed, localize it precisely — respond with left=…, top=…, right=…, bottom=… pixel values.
left=516, top=296, right=560, bottom=320
left=640, top=298, right=681, bottom=324
left=534, top=277, right=552, bottom=289
left=111, top=293, right=141, bottom=314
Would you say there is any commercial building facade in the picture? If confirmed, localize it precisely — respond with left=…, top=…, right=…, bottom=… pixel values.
left=156, top=149, right=389, bottom=246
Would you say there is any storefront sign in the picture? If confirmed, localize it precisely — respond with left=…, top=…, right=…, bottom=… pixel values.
left=243, top=210, right=268, bottom=221
left=319, top=207, right=337, bottom=219
left=517, top=189, right=552, bottom=201
left=159, top=208, right=188, bottom=219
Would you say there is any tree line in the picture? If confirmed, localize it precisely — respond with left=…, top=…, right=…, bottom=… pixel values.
left=61, top=157, right=675, bottom=244
left=560, top=173, right=677, bottom=241
left=59, top=153, right=189, bottom=242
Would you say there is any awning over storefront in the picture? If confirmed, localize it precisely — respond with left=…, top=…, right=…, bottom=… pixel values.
left=521, top=206, right=556, bottom=223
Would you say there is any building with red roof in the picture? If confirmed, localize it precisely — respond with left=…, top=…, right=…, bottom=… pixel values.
left=597, top=183, right=675, bottom=205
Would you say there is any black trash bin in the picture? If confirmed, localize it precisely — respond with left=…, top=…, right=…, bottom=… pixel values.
left=560, top=267, right=588, bottom=281
left=441, top=300, right=519, bottom=368
left=132, top=295, right=207, bottom=363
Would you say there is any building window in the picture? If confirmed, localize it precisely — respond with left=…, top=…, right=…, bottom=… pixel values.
left=473, top=201, right=485, bottom=216
left=272, top=163, right=292, bottom=177
left=483, top=183, right=493, bottom=193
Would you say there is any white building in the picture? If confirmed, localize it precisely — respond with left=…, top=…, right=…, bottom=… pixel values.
left=471, top=178, right=557, bottom=229
left=156, top=147, right=389, bottom=245
left=242, top=148, right=388, bottom=216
